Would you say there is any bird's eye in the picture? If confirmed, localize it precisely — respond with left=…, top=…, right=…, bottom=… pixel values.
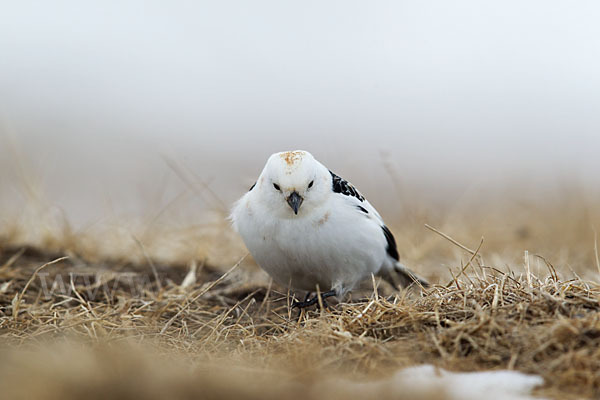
left=308, top=180, right=314, bottom=189
left=273, top=183, right=281, bottom=191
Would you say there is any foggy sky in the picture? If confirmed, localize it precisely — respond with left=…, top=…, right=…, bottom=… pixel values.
left=1, top=1, right=599, bottom=223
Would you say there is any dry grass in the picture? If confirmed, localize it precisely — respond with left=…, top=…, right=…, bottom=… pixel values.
left=1, top=230, right=599, bottom=399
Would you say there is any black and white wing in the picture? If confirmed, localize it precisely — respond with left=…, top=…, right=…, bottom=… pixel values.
left=329, top=170, right=429, bottom=288
left=328, top=170, right=398, bottom=261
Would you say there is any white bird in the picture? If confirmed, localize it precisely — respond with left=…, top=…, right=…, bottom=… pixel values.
left=230, top=150, right=428, bottom=308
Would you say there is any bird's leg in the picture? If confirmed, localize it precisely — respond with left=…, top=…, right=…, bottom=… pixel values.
left=293, top=292, right=313, bottom=320
left=292, top=292, right=312, bottom=309
left=318, top=290, right=337, bottom=309
left=292, top=295, right=318, bottom=309
left=292, top=290, right=337, bottom=310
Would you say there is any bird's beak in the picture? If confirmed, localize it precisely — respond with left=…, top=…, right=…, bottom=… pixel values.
left=287, top=191, right=304, bottom=215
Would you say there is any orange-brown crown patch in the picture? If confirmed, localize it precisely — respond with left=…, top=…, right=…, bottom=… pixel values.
left=279, top=151, right=304, bottom=166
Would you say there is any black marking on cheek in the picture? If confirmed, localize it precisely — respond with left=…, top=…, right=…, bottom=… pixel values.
left=249, top=182, right=256, bottom=191
left=329, top=170, right=365, bottom=202
left=356, top=205, right=369, bottom=214
left=382, top=225, right=399, bottom=261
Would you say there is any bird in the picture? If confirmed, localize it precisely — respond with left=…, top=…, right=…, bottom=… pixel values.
left=230, top=150, right=428, bottom=308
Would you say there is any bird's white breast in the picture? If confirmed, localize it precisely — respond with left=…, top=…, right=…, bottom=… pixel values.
left=232, top=192, right=389, bottom=294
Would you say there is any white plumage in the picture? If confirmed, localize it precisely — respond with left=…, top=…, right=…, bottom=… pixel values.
left=230, top=150, right=427, bottom=305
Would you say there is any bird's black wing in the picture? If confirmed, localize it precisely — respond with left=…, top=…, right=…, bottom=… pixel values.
left=329, top=170, right=365, bottom=202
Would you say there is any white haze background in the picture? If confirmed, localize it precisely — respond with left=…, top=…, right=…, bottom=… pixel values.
left=1, top=1, right=599, bottom=225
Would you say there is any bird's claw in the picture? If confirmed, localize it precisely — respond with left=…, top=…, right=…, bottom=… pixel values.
left=292, top=290, right=336, bottom=310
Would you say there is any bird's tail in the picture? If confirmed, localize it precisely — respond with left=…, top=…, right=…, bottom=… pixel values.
left=379, top=262, right=429, bottom=289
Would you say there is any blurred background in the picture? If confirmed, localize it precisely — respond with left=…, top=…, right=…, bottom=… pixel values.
left=1, top=1, right=599, bottom=274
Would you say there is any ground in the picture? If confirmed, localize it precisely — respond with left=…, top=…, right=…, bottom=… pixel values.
left=1, top=185, right=599, bottom=399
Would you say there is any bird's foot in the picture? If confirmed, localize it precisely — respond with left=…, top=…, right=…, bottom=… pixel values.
left=292, top=290, right=336, bottom=310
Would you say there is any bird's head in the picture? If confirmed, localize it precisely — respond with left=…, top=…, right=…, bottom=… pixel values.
left=257, top=150, right=331, bottom=217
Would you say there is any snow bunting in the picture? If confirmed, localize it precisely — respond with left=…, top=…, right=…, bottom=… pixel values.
left=230, top=150, right=428, bottom=308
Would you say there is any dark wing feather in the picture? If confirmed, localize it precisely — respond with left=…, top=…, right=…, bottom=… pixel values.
left=381, top=225, right=399, bottom=261
left=329, top=170, right=365, bottom=202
